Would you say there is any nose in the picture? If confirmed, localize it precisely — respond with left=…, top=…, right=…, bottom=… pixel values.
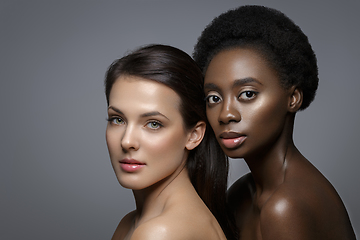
left=218, top=97, right=241, bottom=125
left=121, top=125, right=139, bottom=152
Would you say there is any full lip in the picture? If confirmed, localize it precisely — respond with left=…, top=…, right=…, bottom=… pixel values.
left=218, top=131, right=247, bottom=149
left=119, top=158, right=146, bottom=165
left=219, top=131, right=243, bottom=139
left=119, top=158, right=146, bottom=173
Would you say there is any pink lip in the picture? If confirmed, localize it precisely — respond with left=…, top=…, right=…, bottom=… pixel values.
left=120, top=158, right=145, bottom=173
left=219, top=131, right=246, bottom=149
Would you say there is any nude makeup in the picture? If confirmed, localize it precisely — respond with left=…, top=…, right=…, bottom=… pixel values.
left=106, top=77, right=194, bottom=190
left=204, top=48, right=291, bottom=159
left=120, top=159, right=145, bottom=172
left=219, top=132, right=246, bottom=149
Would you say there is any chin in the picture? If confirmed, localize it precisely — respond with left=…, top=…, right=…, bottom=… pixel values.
left=222, top=148, right=244, bottom=159
left=119, top=181, right=146, bottom=190
left=116, top=176, right=141, bottom=190
left=223, top=143, right=256, bottom=159
left=117, top=175, right=157, bottom=190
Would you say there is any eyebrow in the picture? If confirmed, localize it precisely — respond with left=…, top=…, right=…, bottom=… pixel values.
left=108, top=106, right=123, bottom=115
left=108, top=106, right=169, bottom=120
left=232, top=77, right=263, bottom=87
left=140, top=111, right=169, bottom=120
left=204, top=83, right=221, bottom=91
left=204, top=77, right=262, bottom=91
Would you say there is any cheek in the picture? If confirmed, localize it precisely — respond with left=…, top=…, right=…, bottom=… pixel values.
left=246, top=97, right=287, bottom=132
left=145, top=129, right=187, bottom=162
left=105, top=128, right=121, bottom=157
left=206, top=108, right=219, bottom=129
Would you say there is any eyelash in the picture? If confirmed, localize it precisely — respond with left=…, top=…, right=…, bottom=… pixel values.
left=205, top=94, right=222, bottom=105
left=107, top=117, right=124, bottom=125
left=205, top=90, right=258, bottom=106
left=106, top=117, right=163, bottom=130
left=238, top=90, right=258, bottom=101
left=146, top=121, right=163, bottom=130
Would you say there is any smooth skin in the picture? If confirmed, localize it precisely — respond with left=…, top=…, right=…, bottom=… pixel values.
left=106, top=76, right=226, bottom=240
left=204, top=48, right=355, bottom=240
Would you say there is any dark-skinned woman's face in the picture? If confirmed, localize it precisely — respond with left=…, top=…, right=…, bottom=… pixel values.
left=204, top=48, right=292, bottom=159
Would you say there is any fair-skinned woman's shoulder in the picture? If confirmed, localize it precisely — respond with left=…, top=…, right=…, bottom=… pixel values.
left=130, top=207, right=226, bottom=240
left=111, top=211, right=136, bottom=240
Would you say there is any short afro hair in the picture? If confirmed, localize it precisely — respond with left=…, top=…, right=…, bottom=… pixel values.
left=193, top=5, right=318, bottom=110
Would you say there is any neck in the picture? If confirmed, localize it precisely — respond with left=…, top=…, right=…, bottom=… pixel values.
left=132, top=165, right=190, bottom=225
left=244, top=114, right=297, bottom=202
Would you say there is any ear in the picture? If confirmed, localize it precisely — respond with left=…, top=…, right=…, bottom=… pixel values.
left=185, top=121, right=206, bottom=151
left=288, top=86, right=303, bottom=113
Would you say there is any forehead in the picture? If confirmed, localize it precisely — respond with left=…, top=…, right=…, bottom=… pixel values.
left=108, top=75, right=181, bottom=115
left=204, top=48, right=280, bottom=88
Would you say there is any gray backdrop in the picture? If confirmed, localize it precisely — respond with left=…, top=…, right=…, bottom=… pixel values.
left=1, top=1, right=359, bottom=239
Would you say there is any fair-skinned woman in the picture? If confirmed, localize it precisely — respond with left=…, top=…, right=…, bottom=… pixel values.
left=104, top=44, right=234, bottom=240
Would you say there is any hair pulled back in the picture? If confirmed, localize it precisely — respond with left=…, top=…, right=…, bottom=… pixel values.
left=193, top=5, right=319, bottom=110
left=105, top=44, right=234, bottom=239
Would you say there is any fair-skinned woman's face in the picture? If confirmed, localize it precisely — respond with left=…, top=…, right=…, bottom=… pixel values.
left=106, top=76, right=197, bottom=190
left=204, top=48, right=292, bottom=159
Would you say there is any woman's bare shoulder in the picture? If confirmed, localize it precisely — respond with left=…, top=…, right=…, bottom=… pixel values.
left=130, top=206, right=226, bottom=240
left=111, top=211, right=136, bottom=240
left=259, top=180, right=356, bottom=239
left=259, top=190, right=317, bottom=239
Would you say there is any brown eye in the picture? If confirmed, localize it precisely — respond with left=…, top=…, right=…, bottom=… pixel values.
left=239, top=91, right=257, bottom=101
left=206, top=93, right=222, bottom=104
